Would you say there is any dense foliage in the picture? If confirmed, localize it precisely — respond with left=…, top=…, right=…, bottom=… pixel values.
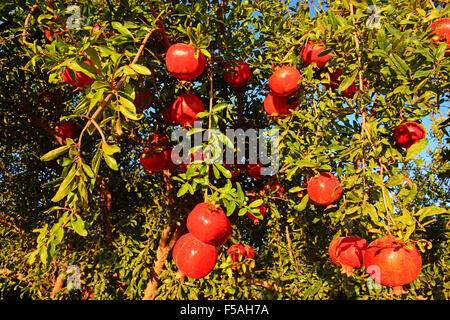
left=0, top=0, right=448, bottom=300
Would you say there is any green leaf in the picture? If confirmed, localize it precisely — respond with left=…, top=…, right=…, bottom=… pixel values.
left=225, top=201, right=236, bottom=216
left=338, top=69, right=358, bottom=92
left=417, top=206, right=447, bottom=222
left=40, top=145, right=71, bottom=162
left=85, top=47, right=101, bottom=70
left=363, top=203, right=379, bottom=224
left=39, top=245, right=48, bottom=265
left=177, top=183, right=190, bottom=197
left=71, top=215, right=88, bottom=237
left=295, top=194, right=309, bottom=212
left=51, top=164, right=78, bottom=202
left=385, top=174, right=404, bottom=187
left=81, top=161, right=95, bottom=179
left=111, top=21, right=133, bottom=38
left=119, top=96, right=142, bottom=121
left=103, top=153, right=119, bottom=171
left=129, top=64, right=152, bottom=75
left=405, top=138, right=428, bottom=161
left=102, top=142, right=121, bottom=156
left=249, top=199, right=263, bottom=208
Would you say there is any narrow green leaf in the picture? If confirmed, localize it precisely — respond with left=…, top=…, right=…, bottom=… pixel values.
left=129, top=64, right=152, bottom=75
left=102, top=142, right=121, bottom=155
left=71, top=215, right=88, bottom=237
left=51, top=164, right=78, bottom=202
left=40, top=145, right=71, bottom=162
left=338, top=69, right=358, bottom=92
left=103, top=153, right=119, bottom=171
left=111, top=21, right=133, bottom=38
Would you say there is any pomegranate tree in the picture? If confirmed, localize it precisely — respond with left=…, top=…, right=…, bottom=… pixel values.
left=364, top=235, right=422, bottom=295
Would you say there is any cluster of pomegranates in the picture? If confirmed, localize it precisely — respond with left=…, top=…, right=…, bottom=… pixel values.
left=328, top=235, right=422, bottom=295
left=173, top=202, right=255, bottom=279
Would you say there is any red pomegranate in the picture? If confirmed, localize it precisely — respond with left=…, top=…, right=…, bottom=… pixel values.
left=187, top=202, right=230, bottom=245
left=169, top=94, right=205, bottom=127
left=300, top=41, right=331, bottom=69
left=172, top=233, right=217, bottom=279
left=323, top=69, right=367, bottom=98
left=328, top=236, right=368, bottom=276
left=393, top=122, right=426, bottom=150
left=223, top=61, right=252, bottom=88
left=140, top=147, right=171, bottom=173
left=210, top=219, right=232, bottom=247
left=307, top=172, right=342, bottom=206
left=247, top=204, right=266, bottom=222
left=428, top=18, right=450, bottom=56
left=364, top=235, right=422, bottom=295
left=268, top=66, right=301, bottom=97
left=58, top=120, right=78, bottom=139
left=134, top=90, right=153, bottom=111
left=62, top=60, right=95, bottom=88
left=227, top=244, right=255, bottom=270
left=165, top=43, right=206, bottom=80
left=245, top=163, right=263, bottom=180
left=263, top=91, right=297, bottom=116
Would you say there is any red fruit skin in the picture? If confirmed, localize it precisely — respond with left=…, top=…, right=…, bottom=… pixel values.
left=210, top=219, right=232, bottom=247
left=58, top=121, right=78, bottom=139
left=245, top=163, right=263, bottom=180
left=364, top=235, right=422, bottom=292
left=61, top=60, right=95, bottom=88
left=170, top=94, right=205, bottom=127
left=227, top=244, right=255, bottom=270
left=428, top=18, right=450, bottom=56
left=264, top=91, right=297, bottom=116
left=329, top=236, right=368, bottom=275
left=187, top=202, right=230, bottom=245
left=300, top=41, right=331, bottom=69
left=307, top=173, right=342, bottom=206
left=166, top=43, right=206, bottom=80
left=134, top=90, right=153, bottom=111
left=223, top=61, right=252, bottom=88
left=140, top=148, right=170, bottom=173
left=268, top=66, right=301, bottom=97
left=393, top=122, right=426, bottom=150
left=247, top=204, right=266, bottom=221
left=173, top=233, right=218, bottom=279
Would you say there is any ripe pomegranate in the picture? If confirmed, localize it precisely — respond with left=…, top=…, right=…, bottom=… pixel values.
left=61, top=60, right=95, bottom=88
left=140, top=147, right=171, bottom=173
left=223, top=61, right=252, bottom=88
left=364, top=235, right=422, bottom=295
left=268, top=66, right=301, bottom=97
left=172, top=233, right=217, bottom=279
left=134, top=90, right=153, bottom=111
left=169, top=94, right=205, bottom=127
left=428, top=18, right=450, bottom=56
left=246, top=204, right=266, bottom=222
left=187, top=202, right=230, bottom=245
left=165, top=43, right=206, bottom=80
left=58, top=120, right=78, bottom=139
left=44, top=29, right=64, bottom=41
left=300, top=41, right=331, bottom=69
left=393, top=122, right=426, bottom=150
left=263, top=91, right=297, bottom=116
left=323, top=69, right=367, bottom=98
left=307, top=172, right=342, bottom=206
left=328, top=236, right=368, bottom=276
left=210, top=219, right=232, bottom=247
left=227, top=244, right=255, bottom=270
